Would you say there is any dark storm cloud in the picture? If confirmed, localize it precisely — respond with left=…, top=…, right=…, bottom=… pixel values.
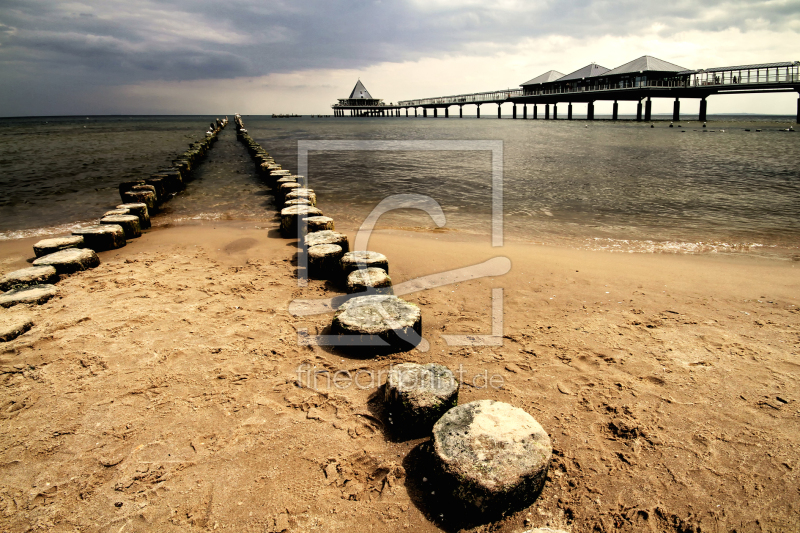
left=1, top=0, right=798, bottom=113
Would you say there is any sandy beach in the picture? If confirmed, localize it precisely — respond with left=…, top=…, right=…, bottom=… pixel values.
left=0, top=217, right=798, bottom=532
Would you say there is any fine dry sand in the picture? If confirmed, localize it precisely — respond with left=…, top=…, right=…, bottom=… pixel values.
left=0, top=219, right=798, bottom=533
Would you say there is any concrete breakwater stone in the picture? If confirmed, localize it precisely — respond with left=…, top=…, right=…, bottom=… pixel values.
left=284, top=198, right=312, bottom=209
left=285, top=189, right=316, bottom=206
left=0, top=266, right=59, bottom=292
left=306, top=216, right=334, bottom=232
left=119, top=180, right=145, bottom=200
left=385, top=363, right=458, bottom=434
left=144, top=176, right=169, bottom=200
left=280, top=206, right=323, bottom=237
left=347, top=267, right=392, bottom=294
left=33, top=248, right=100, bottom=274
left=73, top=225, right=126, bottom=251
left=0, top=318, right=34, bottom=342
left=132, top=184, right=159, bottom=203
left=32, top=236, right=84, bottom=258
left=332, top=295, right=421, bottom=350
left=103, top=209, right=130, bottom=217
left=341, top=251, right=389, bottom=277
left=432, top=400, right=552, bottom=514
left=275, top=176, right=297, bottom=189
left=117, top=203, right=150, bottom=229
left=0, top=285, right=58, bottom=308
left=278, top=182, right=301, bottom=201
left=308, top=244, right=344, bottom=280
left=123, top=190, right=156, bottom=210
left=101, top=215, right=141, bottom=239
left=304, top=230, right=349, bottom=252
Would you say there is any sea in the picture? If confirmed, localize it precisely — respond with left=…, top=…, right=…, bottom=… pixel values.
left=1, top=114, right=798, bottom=259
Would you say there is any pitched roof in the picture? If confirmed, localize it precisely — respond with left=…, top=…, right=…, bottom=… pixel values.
left=558, top=63, right=610, bottom=81
left=521, top=70, right=566, bottom=86
left=348, top=80, right=373, bottom=99
left=604, top=55, right=689, bottom=76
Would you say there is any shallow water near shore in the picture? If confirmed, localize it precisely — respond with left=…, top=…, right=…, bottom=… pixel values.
left=1, top=114, right=798, bottom=258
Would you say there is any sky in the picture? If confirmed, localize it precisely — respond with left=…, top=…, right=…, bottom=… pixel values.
left=1, top=0, right=799, bottom=116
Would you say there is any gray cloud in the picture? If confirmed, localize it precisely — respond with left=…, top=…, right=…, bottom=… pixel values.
left=1, top=0, right=798, bottom=114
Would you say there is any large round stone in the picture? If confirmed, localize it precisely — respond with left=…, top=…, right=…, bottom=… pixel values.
left=346, top=267, right=392, bottom=294
left=33, top=248, right=100, bottom=274
left=306, top=216, right=334, bottom=233
left=132, top=184, right=159, bottom=203
left=284, top=198, right=312, bottom=209
left=144, top=176, right=168, bottom=200
left=280, top=206, right=323, bottom=237
left=103, top=209, right=130, bottom=217
left=278, top=182, right=301, bottom=201
left=72, top=224, right=126, bottom=251
left=432, top=400, right=552, bottom=514
left=304, top=230, right=349, bottom=252
left=285, top=189, right=316, bottom=207
left=100, top=215, right=141, bottom=239
left=275, top=176, right=297, bottom=189
left=32, top=236, right=84, bottom=258
left=340, top=251, right=389, bottom=277
left=308, top=244, right=344, bottom=280
left=118, top=180, right=145, bottom=200
left=122, top=190, right=155, bottom=210
left=0, top=285, right=58, bottom=308
left=116, top=203, right=151, bottom=229
left=0, top=266, right=59, bottom=292
left=332, top=295, right=421, bottom=350
left=385, top=363, right=459, bottom=435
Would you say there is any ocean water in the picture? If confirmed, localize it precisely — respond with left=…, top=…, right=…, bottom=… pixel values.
left=1, top=114, right=798, bottom=258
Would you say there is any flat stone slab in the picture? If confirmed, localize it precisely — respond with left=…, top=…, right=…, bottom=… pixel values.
left=306, top=216, right=334, bottom=232
left=432, top=400, right=552, bottom=514
left=308, top=244, right=344, bottom=280
left=101, top=215, right=141, bottom=239
left=33, top=248, right=100, bottom=274
left=304, top=230, right=349, bottom=252
left=117, top=203, right=151, bottom=229
left=0, top=318, right=34, bottom=342
left=0, top=285, right=58, bottom=308
left=347, top=267, right=392, bottom=294
left=385, top=363, right=458, bottom=434
left=0, top=266, right=59, bottom=292
left=73, top=224, right=126, bottom=251
left=33, top=236, right=84, bottom=258
left=340, top=251, right=388, bottom=277
left=332, top=295, right=421, bottom=350
left=280, top=206, right=324, bottom=237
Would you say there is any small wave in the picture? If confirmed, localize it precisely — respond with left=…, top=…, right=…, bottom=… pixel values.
left=0, top=221, right=96, bottom=242
left=585, top=237, right=772, bottom=255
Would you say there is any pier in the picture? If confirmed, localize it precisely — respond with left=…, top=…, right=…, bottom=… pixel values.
left=335, top=56, right=800, bottom=122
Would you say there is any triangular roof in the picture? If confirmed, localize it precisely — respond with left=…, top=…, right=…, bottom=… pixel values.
left=558, top=63, right=609, bottom=81
left=521, top=70, right=566, bottom=86
left=349, top=80, right=373, bottom=99
left=604, top=55, right=688, bottom=75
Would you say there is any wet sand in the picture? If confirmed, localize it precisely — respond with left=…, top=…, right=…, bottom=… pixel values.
left=1, top=220, right=799, bottom=532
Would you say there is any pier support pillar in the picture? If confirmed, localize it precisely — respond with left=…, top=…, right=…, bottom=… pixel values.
left=699, top=98, right=707, bottom=122
left=587, top=101, right=595, bottom=120
left=553, top=104, right=558, bottom=120
left=644, top=97, right=652, bottom=122
left=476, top=105, right=481, bottom=118
left=612, top=101, right=618, bottom=120
left=533, top=104, right=538, bottom=119
left=636, top=100, right=642, bottom=121
left=797, top=94, right=799, bottom=124
left=513, top=104, right=517, bottom=119
left=459, top=105, right=463, bottom=118
left=406, top=108, right=408, bottom=117
left=673, top=98, right=680, bottom=122
left=423, top=108, right=427, bottom=118
left=545, top=105, right=550, bottom=120
left=445, top=107, right=449, bottom=118
left=498, top=104, right=502, bottom=119
left=523, top=104, right=527, bottom=119
left=567, top=103, right=573, bottom=120
left=415, top=108, right=418, bottom=117
left=433, top=108, right=438, bottom=118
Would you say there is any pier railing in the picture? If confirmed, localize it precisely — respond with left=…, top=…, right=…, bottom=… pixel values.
left=398, top=62, right=800, bottom=107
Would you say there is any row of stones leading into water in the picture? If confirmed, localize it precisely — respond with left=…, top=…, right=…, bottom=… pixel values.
left=0, top=118, right=229, bottom=341
left=232, top=115, right=551, bottom=520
